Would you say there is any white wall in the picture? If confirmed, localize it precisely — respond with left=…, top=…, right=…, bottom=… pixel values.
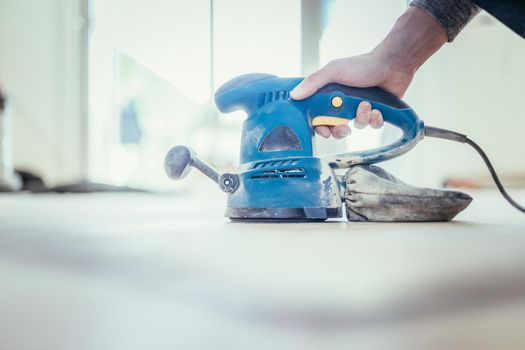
left=0, top=0, right=87, bottom=186
left=394, top=12, right=525, bottom=186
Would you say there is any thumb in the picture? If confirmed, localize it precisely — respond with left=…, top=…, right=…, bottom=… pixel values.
left=290, top=64, right=336, bottom=100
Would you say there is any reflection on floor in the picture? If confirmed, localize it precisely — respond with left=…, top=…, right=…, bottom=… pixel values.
left=1, top=188, right=524, bottom=350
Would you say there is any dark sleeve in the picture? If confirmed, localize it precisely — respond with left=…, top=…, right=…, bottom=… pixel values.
left=409, top=0, right=481, bottom=42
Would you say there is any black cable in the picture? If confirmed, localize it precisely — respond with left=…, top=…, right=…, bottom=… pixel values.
left=425, top=126, right=525, bottom=214
left=464, top=137, right=525, bottom=214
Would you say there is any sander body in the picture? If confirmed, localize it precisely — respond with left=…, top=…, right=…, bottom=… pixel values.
left=165, top=73, right=425, bottom=221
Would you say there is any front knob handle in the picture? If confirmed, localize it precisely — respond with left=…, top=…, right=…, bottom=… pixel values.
left=164, top=145, right=239, bottom=193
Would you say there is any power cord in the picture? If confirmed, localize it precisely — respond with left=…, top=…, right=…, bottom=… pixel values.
left=425, top=126, right=525, bottom=214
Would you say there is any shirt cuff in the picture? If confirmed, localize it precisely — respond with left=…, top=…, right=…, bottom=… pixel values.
left=409, top=0, right=481, bottom=42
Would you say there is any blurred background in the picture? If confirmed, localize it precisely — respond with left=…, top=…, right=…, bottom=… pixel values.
left=1, top=0, right=523, bottom=192
left=1, top=2, right=525, bottom=349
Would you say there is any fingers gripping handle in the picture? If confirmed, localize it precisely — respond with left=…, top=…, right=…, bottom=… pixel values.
left=302, top=84, right=425, bottom=168
left=305, top=84, right=410, bottom=125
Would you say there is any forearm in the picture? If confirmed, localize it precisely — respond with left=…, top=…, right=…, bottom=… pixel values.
left=372, top=6, right=448, bottom=77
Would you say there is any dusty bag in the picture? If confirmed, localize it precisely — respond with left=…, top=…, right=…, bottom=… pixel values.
left=344, top=165, right=472, bottom=222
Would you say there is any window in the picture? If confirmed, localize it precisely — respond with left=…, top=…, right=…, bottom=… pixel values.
left=88, top=0, right=300, bottom=190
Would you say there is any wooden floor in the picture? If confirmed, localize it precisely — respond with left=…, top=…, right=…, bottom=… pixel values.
left=1, top=187, right=524, bottom=350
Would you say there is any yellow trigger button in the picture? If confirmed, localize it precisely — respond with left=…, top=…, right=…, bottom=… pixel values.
left=331, top=96, right=343, bottom=108
left=312, top=116, right=349, bottom=127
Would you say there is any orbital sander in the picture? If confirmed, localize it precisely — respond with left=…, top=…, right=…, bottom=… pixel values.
left=164, top=73, right=524, bottom=221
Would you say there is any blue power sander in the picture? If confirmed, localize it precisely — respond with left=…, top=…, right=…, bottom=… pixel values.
left=165, top=73, right=524, bottom=221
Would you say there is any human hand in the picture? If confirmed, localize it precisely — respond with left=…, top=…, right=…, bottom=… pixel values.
left=290, top=52, right=414, bottom=139
left=290, top=4, right=448, bottom=139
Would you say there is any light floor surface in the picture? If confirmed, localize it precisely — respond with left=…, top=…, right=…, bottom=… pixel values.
left=1, top=187, right=524, bottom=350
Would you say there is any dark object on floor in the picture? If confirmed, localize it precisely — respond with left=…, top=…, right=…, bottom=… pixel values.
left=15, top=170, right=146, bottom=193
left=344, top=165, right=472, bottom=222
left=47, top=181, right=147, bottom=193
left=16, top=170, right=46, bottom=192
left=0, top=89, right=22, bottom=192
